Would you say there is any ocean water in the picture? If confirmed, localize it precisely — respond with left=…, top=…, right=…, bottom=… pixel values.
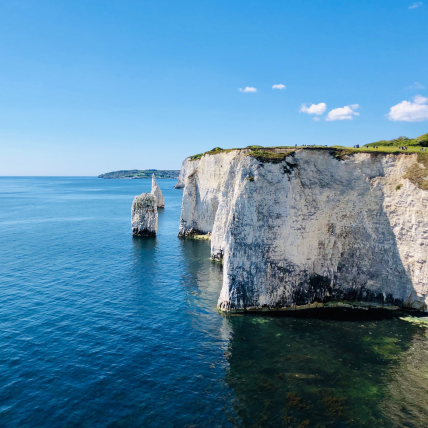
left=0, top=176, right=427, bottom=428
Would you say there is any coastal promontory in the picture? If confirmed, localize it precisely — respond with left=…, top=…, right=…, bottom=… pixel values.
left=178, top=138, right=428, bottom=313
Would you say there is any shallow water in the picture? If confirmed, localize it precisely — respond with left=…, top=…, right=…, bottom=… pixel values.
left=0, top=177, right=427, bottom=428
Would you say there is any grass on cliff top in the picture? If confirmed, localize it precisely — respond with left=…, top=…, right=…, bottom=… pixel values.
left=189, top=144, right=427, bottom=162
left=187, top=136, right=428, bottom=190
left=247, top=149, right=296, bottom=163
left=364, top=133, right=428, bottom=148
left=189, top=147, right=237, bottom=160
left=188, top=132, right=428, bottom=162
left=190, top=146, right=297, bottom=163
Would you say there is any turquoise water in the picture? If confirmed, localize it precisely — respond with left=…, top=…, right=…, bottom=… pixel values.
left=0, top=177, right=427, bottom=428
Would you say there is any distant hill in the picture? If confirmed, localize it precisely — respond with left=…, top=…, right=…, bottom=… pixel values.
left=364, top=132, right=428, bottom=147
left=98, top=169, right=180, bottom=179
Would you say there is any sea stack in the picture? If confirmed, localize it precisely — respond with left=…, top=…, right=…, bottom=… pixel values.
left=132, top=193, right=158, bottom=237
left=152, top=174, right=165, bottom=208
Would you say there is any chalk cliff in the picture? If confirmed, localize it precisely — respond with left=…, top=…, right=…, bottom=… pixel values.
left=152, top=174, right=165, bottom=208
left=179, top=148, right=428, bottom=312
left=174, top=158, right=193, bottom=189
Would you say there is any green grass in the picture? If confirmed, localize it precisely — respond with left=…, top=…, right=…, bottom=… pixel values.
left=189, top=145, right=427, bottom=162
left=188, top=133, right=428, bottom=163
left=364, top=132, right=428, bottom=148
left=247, top=149, right=295, bottom=163
left=356, top=145, right=426, bottom=154
left=189, top=146, right=238, bottom=160
left=186, top=136, right=428, bottom=193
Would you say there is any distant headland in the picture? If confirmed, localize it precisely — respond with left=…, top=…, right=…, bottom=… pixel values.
left=98, top=169, right=179, bottom=179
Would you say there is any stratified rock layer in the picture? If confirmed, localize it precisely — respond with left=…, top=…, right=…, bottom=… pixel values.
left=179, top=149, right=428, bottom=312
left=152, top=174, right=165, bottom=208
left=132, top=193, right=158, bottom=237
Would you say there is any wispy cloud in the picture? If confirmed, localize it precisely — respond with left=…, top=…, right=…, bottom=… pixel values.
left=300, top=102, right=327, bottom=116
left=326, top=104, right=360, bottom=121
left=272, top=83, right=286, bottom=90
left=388, top=95, right=428, bottom=121
left=408, top=81, right=426, bottom=90
left=409, top=1, right=423, bottom=9
left=239, top=86, right=257, bottom=93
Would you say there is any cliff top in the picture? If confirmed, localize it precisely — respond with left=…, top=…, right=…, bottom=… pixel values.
left=189, top=132, right=428, bottom=162
left=187, top=133, right=428, bottom=190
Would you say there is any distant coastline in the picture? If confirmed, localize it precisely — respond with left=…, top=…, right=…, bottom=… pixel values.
left=98, top=169, right=179, bottom=179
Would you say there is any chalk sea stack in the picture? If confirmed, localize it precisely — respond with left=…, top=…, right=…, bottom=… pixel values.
left=132, top=193, right=158, bottom=237
left=178, top=146, right=428, bottom=313
left=152, top=174, right=165, bottom=208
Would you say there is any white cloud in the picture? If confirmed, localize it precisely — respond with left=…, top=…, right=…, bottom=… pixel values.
left=239, top=86, right=257, bottom=93
left=272, top=83, right=287, bottom=90
left=414, top=94, right=428, bottom=104
left=409, top=1, right=423, bottom=9
left=326, top=104, right=360, bottom=121
left=388, top=95, right=428, bottom=121
left=300, top=102, right=327, bottom=115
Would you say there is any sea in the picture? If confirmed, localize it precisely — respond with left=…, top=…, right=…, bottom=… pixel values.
left=0, top=176, right=427, bottom=428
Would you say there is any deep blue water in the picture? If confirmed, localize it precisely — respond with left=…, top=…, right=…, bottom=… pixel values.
left=0, top=177, right=427, bottom=428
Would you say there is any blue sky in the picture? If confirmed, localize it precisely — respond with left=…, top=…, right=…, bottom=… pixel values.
left=0, top=0, right=427, bottom=175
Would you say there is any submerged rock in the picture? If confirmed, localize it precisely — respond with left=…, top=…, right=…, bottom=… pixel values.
left=152, top=174, right=165, bottom=208
left=132, top=193, right=158, bottom=237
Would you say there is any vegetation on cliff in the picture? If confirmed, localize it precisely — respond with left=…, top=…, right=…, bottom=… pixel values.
left=188, top=132, right=428, bottom=162
left=364, top=133, right=428, bottom=148
left=403, top=153, right=428, bottom=190
left=190, top=147, right=234, bottom=160
left=247, top=149, right=296, bottom=163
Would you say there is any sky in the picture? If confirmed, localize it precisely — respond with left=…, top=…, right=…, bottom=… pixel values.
left=0, top=0, right=427, bottom=175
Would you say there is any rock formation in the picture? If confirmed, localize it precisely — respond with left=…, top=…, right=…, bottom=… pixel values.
left=132, top=193, right=158, bottom=237
left=174, top=161, right=187, bottom=188
left=152, top=174, right=165, bottom=208
left=179, top=148, right=428, bottom=312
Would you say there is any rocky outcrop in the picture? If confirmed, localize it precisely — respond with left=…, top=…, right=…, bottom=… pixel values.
left=178, top=148, right=428, bottom=312
left=152, top=174, right=165, bottom=208
left=131, top=175, right=167, bottom=236
left=132, top=193, right=158, bottom=237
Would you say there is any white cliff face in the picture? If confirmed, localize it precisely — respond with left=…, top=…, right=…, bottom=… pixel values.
left=132, top=193, right=158, bottom=236
left=179, top=151, right=243, bottom=236
left=152, top=174, right=165, bottom=208
left=175, top=157, right=193, bottom=188
left=179, top=149, right=428, bottom=312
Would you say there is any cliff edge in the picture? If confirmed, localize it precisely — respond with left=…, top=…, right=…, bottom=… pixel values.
left=178, top=147, right=428, bottom=313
